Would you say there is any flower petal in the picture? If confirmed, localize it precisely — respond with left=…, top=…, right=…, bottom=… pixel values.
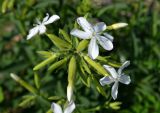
left=99, top=76, right=114, bottom=86
left=70, top=29, right=91, bottom=39
left=97, top=36, right=113, bottom=51
left=43, top=15, right=60, bottom=25
left=27, top=26, right=39, bottom=40
left=38, top=25, right=46, bottom=34
left=77, top=17, right=93, bottom=33
left=93, top=22, right=106, bottom=33
left=118, top=61, right=130, bottom=75
left=88, top=37, right=99, bottom=59
left=51, top=103, right=63, bottom=113
left=119, top=74, right=131, bottom=85
left=103, top=33, right=114, bottom=42
left=111, top=82, right=119, bottom=100
left=42, top=13, right=49, bottom=23
left=103, top=65, right=118, bottom=78
left=64, top=101, right=76, bottom=113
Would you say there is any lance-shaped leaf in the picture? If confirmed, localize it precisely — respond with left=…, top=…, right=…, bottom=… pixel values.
left=107, top=62, right=121, bottom=68
left=96, top=56, right=110, bottom=63
left=59, top=29, right=71, bottom=43
left=19, top=95, right=36, bottom=107
left=109, top=102, right=122, bottom=110
left=47, top=34, right=71, bottom=49
left=2, top=0, right=8, bottom=13
left=67, top=56, right=76, bottom=102
left=76, top=40, right=89, bottom=52
left=91, top=74, right=107, bottom=97
left=10, top=73, right=38, bottom=94
left=48, top=96, right=61, bottom=100
left=48, top=57, right=68, bottom=72
left=37, top=51, right=53, bottom=58
left=34, top=72, right=40, bottom=89
left=33, top=55, right=57, bottom=71
left=81, top=57, right=91, bottom=74
left=79, top=61, right=91, bottom=87
left=97, top=56, right=121, bottom=68
left=83, top=56, right=109, bottom=76
left=0, top=86, right=4, bottom=103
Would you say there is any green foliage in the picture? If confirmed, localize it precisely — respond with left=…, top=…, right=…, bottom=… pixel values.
left=0, top=0, right=160, bottom=113
left=0, top=86, right=4, bottom=103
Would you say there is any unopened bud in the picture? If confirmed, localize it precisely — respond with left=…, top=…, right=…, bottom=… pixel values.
left=107, top=23, right=128, bottom=30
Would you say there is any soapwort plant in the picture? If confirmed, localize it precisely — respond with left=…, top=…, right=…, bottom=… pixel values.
left=10, top=13, right=130, bottom=113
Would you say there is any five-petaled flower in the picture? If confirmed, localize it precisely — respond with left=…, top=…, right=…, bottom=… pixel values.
left=70, top=17, right=114, bottom=59
left=99, top=61, right=131, bottom=100
left=27, top=13, right=60, bottom=40
left=51, top=101, right=75, bottom=113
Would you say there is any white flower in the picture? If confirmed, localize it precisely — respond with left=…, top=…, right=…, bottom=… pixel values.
left=99, top=61, right=131, bottom=100
left=27, top=13, right=60, bottom=40
left=70, top=17, right=113, bottom=59
left=51, top=101, right=75, bottom=113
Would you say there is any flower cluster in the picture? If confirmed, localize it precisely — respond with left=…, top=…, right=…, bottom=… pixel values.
left=27, top=13, right=131, bottom=113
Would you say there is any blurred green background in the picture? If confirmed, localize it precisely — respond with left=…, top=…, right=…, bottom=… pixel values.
left=0, top=0, right=160, bottom=113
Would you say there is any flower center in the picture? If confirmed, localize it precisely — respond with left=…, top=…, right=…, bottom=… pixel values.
left=92, top=31, right=97, bottom=37
left=114, top=75, right=120, bottom=81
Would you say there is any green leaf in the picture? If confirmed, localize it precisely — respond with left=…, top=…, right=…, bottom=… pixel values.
left=19, top=95, right=36, bottom=107
left=2, top=0, right=8, bottom=13
left=47, top=34, right=71, bottom=49
left=83, top=56, right=109, bottom=76
left=107, top=61, right=121, bottom=68
left=96, top=56, right=110, bottom=62
left=0, top=86, right=4, bottom=103
left=109, top=102, right=122, bottom=110
left=84, top=13, right=89, bottom=19
left=76, top=40, right=89, bottom=52
left=79, top=61, right=91, bottom=87
left=91, top=74, right=107, bottom=97
left=59, top=29, right=71, bottom=43
left=8, top=0, right=15, bottom=9
left=81, top=57, right=91, bottom=74
left=33, top=55, right=57, bottom=71
left=34, top=72, right=40, bottom=89
left=48, top=96, right=61, bottom=100
left=80, top=72, right=91, bottom=88
left=10, top=73, right=38, bottom=94
left=97, top=56, right=121, bottom=68
left=48, top=57, right=68, bottom=72
left=37, top=51, right=54, bottom=58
